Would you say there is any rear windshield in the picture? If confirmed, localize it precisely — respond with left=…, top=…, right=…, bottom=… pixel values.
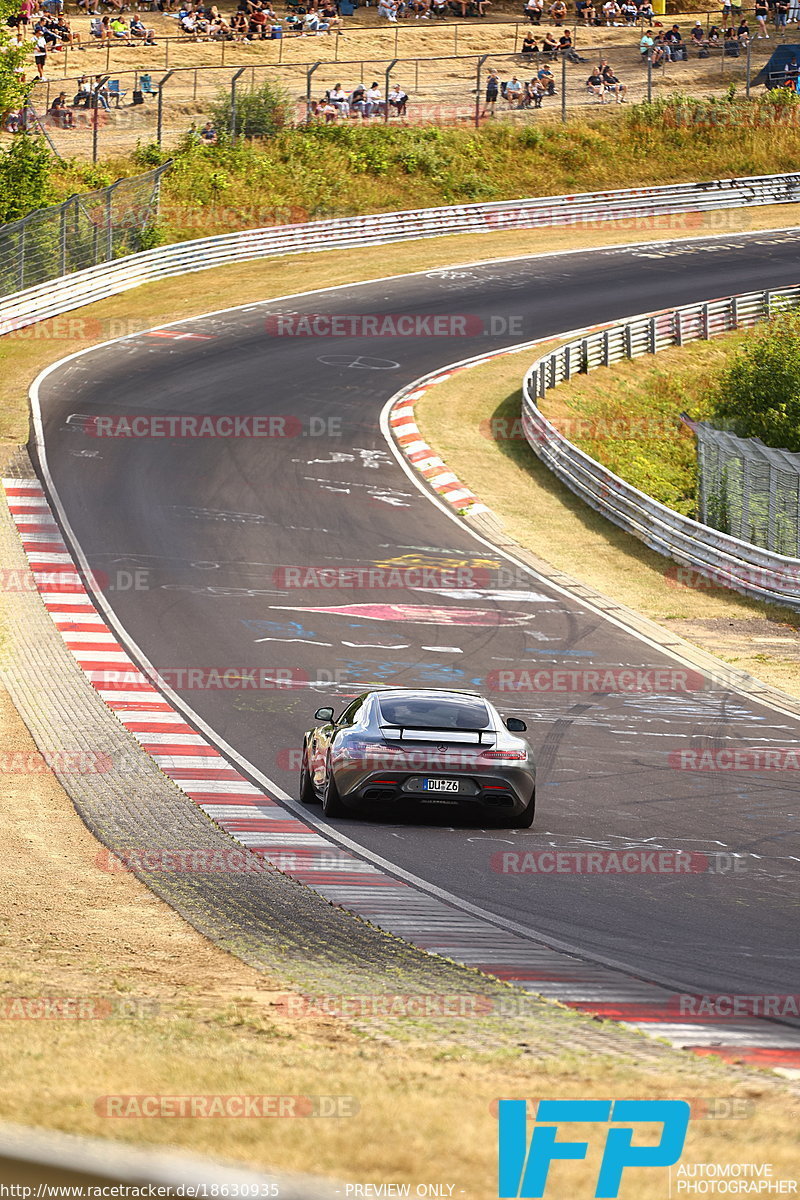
left=378, top=695, right=491, bottom=731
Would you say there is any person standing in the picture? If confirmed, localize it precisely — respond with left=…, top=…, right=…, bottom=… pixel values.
left=481, top=68, right=499, bottom=116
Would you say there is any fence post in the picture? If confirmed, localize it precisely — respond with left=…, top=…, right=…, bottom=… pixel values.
left=647, top=52, right=652, bottom=102
left=561, top=52, right=567, bottom=122
left=17, top=226, right=25, bottom=292
left=475, top=54, right=488, bottom=129
left=92, top=74, right=109, bottom=165
left=230, top=66, right=246, bottom=144
left=306, top=62, right=320, bottom=121
left=193, top=68, right=198, bottom=102
left=513, top=22, right=519, bottom=51
left=106, top=186, right=114, bottom=262
left=59, top=201, right=67, bottom=276
left=384, top=59, right=397, bottom=124
left=221, top=37, right=225, bottom=65
left=156, top=70, right=174, bottom=149
left=454, top=24, right=458, bottom=54
left=746, top=35, right=751, bottom=98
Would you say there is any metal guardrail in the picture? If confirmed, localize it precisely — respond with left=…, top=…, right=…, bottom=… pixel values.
left=521, top=285, right=800, bottom=611
left=0, top=1121, right=338, bottom=1196
left=2, top=171, right=800, bottom=336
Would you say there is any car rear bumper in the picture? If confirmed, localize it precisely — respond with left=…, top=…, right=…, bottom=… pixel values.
left=336, top=769, right=535, bottom=816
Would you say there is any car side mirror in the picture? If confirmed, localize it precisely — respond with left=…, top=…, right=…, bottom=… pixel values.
left=314, top=707, right=334, bottom=722
left=505, top=717, right=527, bottom=732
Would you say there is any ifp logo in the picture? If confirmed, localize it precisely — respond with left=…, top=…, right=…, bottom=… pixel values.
left=498, top=1099, right=690, bottom=1198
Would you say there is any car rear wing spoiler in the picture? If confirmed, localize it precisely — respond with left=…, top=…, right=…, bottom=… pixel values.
left=380, top=725, right=495, bottom=745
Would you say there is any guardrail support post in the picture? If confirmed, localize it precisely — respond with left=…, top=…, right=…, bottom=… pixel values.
left=649, top=316, right=657, bottom=354
left=702, top=303, right=710, bottom=339
left=603, top=329, right=610, bottom=366
left=731, top=295, right=739, bottom=329
left=564, top=344, right=571, bottom=380
left=624, top=325, right=633, bottom=358
left=764, top=289, right=771, bottom=318
left=581, top=338, right=588, bottom=373
left=674, top=310, right=683, bottom=347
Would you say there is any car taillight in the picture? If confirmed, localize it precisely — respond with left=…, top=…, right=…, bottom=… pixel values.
left=480, top=749, right=527, bottom=760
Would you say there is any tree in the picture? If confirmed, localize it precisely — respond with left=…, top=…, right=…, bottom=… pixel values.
left=209, top=79, right=290, bottom=143
left=0, top=135, right=54, bottom=223
left=0, top=0, right=32, bottom=123
left=712, top=308, right=800, bottom=452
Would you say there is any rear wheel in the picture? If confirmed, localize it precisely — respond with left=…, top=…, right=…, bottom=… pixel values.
left=299, top=743, right=317, bottom=805
left=321, top=759, right=346, bottom=818
left=506, top=793, right=535, bottom=829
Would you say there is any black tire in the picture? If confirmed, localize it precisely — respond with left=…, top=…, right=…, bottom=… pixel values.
left=321, top=761, right=346, bottom=818
left=506, top=792, right=535, bottom=829
left=299, top=744, right=317, bottom=805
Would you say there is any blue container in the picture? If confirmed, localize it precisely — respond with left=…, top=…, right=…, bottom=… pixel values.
left=271, top=23, right=283, bottom=36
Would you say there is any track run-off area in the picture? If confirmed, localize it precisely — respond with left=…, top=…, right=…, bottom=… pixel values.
left=21, top=227, right=800, bottom=1065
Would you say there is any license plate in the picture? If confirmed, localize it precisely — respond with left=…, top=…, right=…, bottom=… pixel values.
left=424, top=778, right=460, bottom=792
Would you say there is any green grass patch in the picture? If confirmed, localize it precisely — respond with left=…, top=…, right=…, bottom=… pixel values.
left=542, top=335, right=744, bottom=516
left=39, top=90, right=800, bottom=242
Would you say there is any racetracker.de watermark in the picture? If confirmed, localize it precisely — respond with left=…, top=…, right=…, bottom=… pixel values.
left=669, top=748, right=800, bottom=771
left=96, top=848, right=263, bottom=874
left=95, top=1095, right=358, bottom=1118
left=0, top=997, right=158, bottom=1019
left=486, top=667, right=706, bottom=693
left=490, top=849, right=745, bottom=875
left=0, top=750, right=113, bottom=774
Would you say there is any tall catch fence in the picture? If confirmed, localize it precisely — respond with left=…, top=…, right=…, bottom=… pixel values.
left=691, top=419, right=800, bottom=558
left=23, top=30, right=783, bottom=161
left=0, top=163, right=169, bottom=295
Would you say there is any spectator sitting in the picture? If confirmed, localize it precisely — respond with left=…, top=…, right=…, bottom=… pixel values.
left=538, top=62, right=555, bottom=92
left=690, top=18, right=705, bottom=43
left=92, top=75, right=111, bottom=108
left=387, top=82, right=408, bottom=114
left=602, top=0, right=621, bottom=23
left=523, top=0, right=543, bottom=22
left=327, top=82, right=349, bottom=113
left=736, top=17, right=749, bottom=40
left=319, top=97, right=337, bottom=121
left=520, top=31, right=538, bottom=52
left=549, top=0, right=566, bottom=23
left=73, top=74, right=92, bottom=104
left=505, top=74, right=523, bottom=104
left=664, top=23, right=687, bottom=58
left=559, top=30, right=587, bottom=60
left=49, top=90, right=74, bottom=125
left=110, top=14, right=130, bottom=37
left=541, top=30, right=558, bottom=55
left=601, top=60, right=626, bottom=100
left=707, top=23, right=720, bottom=40
left=639, top=26, right=654, bottom=54
left=637, top=0, right=653, bottom=19
left=365, top=82, right=383, bottom=114
left=620, top=0, right=637, bottom=22
left=248, top=6, right=268, bottom=34
left=200, top=120, right=217, bottom=142
left=586, top=66, right=605, bottom=98
left=523, top=77, right=544, bottom=106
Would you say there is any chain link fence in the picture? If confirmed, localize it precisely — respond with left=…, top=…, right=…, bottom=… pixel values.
left=22, top=29, right=784, bottom=160
left=692, top=420, right=800, bottom=558
left=0, top=163, right=169, bottom=296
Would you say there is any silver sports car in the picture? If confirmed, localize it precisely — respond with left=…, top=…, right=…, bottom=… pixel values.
left=299, top=687, right=535, bottom=827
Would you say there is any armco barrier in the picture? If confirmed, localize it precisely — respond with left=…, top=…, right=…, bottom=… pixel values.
left=521, top=286, right=800, bottom=611
left=2, top=171, right=800, bottom=332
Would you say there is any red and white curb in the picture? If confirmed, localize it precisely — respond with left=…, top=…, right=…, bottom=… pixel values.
left=5, top=476, right=800, bottom=1074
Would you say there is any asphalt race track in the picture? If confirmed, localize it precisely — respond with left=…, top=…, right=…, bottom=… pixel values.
left=33, top=230, right=800, bottom=1007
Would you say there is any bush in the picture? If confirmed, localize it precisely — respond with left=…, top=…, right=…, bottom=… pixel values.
left=209, top=79, right=291, bottom=142
left=0, top=136, right=54, bottom=223
left=711, top=308, right=800, bottom=451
